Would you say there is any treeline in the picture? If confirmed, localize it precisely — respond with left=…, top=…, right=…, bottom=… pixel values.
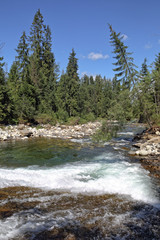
left=0, top=10, right=160, bottom=126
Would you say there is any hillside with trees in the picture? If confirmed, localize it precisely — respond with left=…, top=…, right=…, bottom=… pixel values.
left=0, top=10, right=160, bottom=126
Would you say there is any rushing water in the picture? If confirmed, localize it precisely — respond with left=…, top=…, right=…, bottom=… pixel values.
left=0, top=124, right=159, bottom=239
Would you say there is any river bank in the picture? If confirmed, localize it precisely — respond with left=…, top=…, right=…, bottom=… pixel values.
left=131, top=126, right=160, bottom=179
left=0, top=121, right=102, bottom=141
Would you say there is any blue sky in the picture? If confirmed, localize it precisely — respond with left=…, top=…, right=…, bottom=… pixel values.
left=0, top=0, right=160, bottom=79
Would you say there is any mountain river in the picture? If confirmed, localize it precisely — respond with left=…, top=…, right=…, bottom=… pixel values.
left=0, top=124, right=159, bottom=239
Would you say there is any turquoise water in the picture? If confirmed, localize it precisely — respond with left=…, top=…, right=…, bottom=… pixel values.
left=0, top=124, right=159, bottom=239
left=0, top=125, right=159, bottom=202
left=0, top=138, right=85, bottom=168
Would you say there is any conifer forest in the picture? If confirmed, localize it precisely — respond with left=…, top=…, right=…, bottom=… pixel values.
left=1, top=9, right=160, bottom=126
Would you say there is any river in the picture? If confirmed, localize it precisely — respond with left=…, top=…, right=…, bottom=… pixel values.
left=0, top=124, right=159, bottom=239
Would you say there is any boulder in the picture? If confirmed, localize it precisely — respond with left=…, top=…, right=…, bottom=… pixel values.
left=17, top=124, right=25, bottom=130
left=20, top=129, right=33, bottom=137
left=136, top=149, right=151, bottom=156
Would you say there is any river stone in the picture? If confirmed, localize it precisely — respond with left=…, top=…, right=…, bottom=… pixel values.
left=132, top=143, right=142, bottom=148
left=136, top=149, right=151, bottom=156
left=148, top=136, right=160, bottom=144
left=0, top=121, right=102, bottom=141
left=156, top=131, right=160, bottom=135
left=20, top=129, right=33, bottom=137
left=17, top=124, right=25, bottom=130
left=64, top=234, right=76, bottom=240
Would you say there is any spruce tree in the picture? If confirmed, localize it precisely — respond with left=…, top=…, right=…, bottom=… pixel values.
left=88, top=76, right=96, bottom=114
left=140, top=58, right=148, bottom=77
left=108, top=24, right=137, bottom=89
left=154, top=53, right=160, bottom=71
left=136, top=59, right=154, bottom=124
left=112, top=76, right=121, bottom=95
left=152, top=53, right=160, bottom=115
left=108, top=24, right=140, bottom=122
left=66, top=49, right=80, bottom=117
left=0, top=57, right=9, bottom=123
left=101, top=78, right=113, bottom=117
left=7, top=62, right=20, bottom=121
left=29, top=10, right=58, bottom=117
left=29, top=9, right=44, bottom=109
left=39, top=25, right=58, bottom=114
left=79, top=74, right=91, bottom=117
left=56, top=73, right=70, bottom=121
left=16, top=32, right=29, bottom=71
left=15, top=31, right=36, bottom=121
left=30, top=9, right=44, bottom=61
left=94, top=75, right=103, bottom=117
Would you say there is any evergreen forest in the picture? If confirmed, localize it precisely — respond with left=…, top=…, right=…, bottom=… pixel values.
left=1, top=10, right=160, bottom=126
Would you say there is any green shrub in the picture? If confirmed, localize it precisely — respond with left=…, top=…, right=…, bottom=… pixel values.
left=83, top=112, right=96, bottom=122
left=66, top=117, right=80, bottom=125
left=56, top=109, right=69, bottom=123
left=92, top=120, right=123, bottom=142
left=34, top=113, right=57, bottom=125
left=151, top=114, right=160, bottom=126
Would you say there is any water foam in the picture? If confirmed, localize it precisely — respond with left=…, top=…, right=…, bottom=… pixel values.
left=0, top=151, right=159, bottom=205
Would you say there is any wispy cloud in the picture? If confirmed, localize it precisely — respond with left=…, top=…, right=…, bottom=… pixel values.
left=87, top=52, right=109, bottom=61
left=145, top=42, right=152, bottom=49
left=158, top=39, right=160, bottom=44
left=121, top=34, right=128, bottom=41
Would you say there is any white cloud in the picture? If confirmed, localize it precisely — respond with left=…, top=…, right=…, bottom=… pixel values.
left=145, top=42, right=152, bottom=49
left=88, top=52, right=109, bottom=61
left=158, top=39, right=160, bottom=44
left=121, top=34, right=128, bottom=41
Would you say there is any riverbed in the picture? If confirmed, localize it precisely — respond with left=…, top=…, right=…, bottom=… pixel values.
left=0, top=124, right=159, bottom=239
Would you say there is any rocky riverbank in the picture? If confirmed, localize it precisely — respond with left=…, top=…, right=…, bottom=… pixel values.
left=0, top=121, right=102, bottom=141
left=131, top=126, right=160, bottom=179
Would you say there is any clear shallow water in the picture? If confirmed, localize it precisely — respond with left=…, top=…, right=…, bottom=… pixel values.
left=0, top=124, right=160, bottom=239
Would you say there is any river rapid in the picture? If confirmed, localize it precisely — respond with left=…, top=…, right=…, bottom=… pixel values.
left=0, top=124, right=159, bottom=239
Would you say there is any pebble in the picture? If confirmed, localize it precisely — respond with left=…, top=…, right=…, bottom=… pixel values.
left=132, top=126, right=160, bottom=178
left=0, top=121, right=102, bottom=141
